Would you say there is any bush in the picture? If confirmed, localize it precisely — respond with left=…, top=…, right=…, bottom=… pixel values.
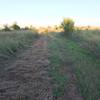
left=24, top=26, right=29, bottom=30
left=61, top=18, right=74, bottom=34
left=11, top=22, right=20, bottom=30
left=2, top=25, right=11, bottom=31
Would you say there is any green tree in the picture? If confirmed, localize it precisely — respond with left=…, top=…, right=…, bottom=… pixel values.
left=11, top=22, right=20, bottom=30
left=61, top=18, right=74, bottom=34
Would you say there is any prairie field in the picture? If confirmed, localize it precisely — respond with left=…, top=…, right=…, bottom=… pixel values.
left=0, top=28, right=100, bottom=100
left=48, top=30, right=100, bottom=100
left=0, top=0, right=100, bottom=100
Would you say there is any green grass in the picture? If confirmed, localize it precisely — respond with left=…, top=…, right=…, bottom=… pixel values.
left=48, top=33, right=67, bottom=97
left=71, top=30, right=100, bottom=58
left=0, top=30, right=38, bottom=59
left=48, top=32, right=100, bottom=100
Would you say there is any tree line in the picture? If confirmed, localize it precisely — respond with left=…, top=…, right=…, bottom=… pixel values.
left=0, top=18, right=75, bottom=34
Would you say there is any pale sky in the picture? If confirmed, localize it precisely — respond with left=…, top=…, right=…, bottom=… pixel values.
left=0, top=0, right=100, bottom=27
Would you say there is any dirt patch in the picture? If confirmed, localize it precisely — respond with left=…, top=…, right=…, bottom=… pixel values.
left=0, top=36, right=53, bottom=100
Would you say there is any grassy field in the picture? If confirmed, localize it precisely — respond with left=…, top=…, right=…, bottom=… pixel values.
left=48, top=31, right=100, bottom=100
left=0, top=30, right=38, bottom=59
left=0, top=29, right=100, bottom=100
left=71, top=30, right=100, bottom=58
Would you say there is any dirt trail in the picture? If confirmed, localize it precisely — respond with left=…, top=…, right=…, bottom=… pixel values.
left=0, top=36, right=53, bottom=100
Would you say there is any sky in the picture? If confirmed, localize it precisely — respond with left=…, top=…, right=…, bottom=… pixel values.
left=0, top=0, right=100, bottom=27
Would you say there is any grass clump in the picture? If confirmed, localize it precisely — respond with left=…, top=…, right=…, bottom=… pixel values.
left=71, top=30, right=100, bottom=58
left=0, top=31, right=38, bottom=59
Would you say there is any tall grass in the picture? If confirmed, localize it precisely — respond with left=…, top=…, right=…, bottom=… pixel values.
left=48, top=32, right=100, bottom=100
left=71, top=30, right=100, bottom=58
left=0, top=30, right=38, bottom=59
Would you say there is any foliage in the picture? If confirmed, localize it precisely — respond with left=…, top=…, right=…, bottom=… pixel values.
left=11, top=22, right=20, bottom=30
left=0, top=31, right=38, bottom=59
left=2, top=25, right=11, bottom=31
left=61, top=18, right=74, bottom=34
left=71, top=30, right=100, bottom=58
left=24, top=26, right=29, bottom=30
left=48, top=33, right=100, bottom=100
left=48, top=34, right=68, bottom=97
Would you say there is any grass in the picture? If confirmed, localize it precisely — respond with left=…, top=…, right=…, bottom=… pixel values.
left=0, top=30, right=39, bottom=59
left=48, top=33, right=67, bottom=97
left=0, top=29, right=100, bottom=100
left=48, top=32, right=100, bottom=100
left=71, top=30, right=100, bottom=58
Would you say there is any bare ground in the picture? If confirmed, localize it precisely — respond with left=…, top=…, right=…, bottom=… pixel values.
left=0, top=36, right=83, bottom=100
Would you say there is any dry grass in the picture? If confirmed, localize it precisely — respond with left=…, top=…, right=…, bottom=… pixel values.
left=0, top=30, right=38, bottom=59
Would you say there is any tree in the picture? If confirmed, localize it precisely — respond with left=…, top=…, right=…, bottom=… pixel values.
left=2, top=24, right=11, bottom=31
left=61, top=18, right=74, bottom=34
left=24, top=26, right=29, bottom=30
left=11, top=22, right=20, bottom=30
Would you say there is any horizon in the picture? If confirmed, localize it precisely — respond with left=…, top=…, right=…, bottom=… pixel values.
left=0, top=0, right=100, bottom=27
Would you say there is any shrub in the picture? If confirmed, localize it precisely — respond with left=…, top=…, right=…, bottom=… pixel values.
left=24, top=26, right=29, bottom=30
left=2, top=25, right=11, bottom=31
left=11, top=22, right=20, bottom=30
left=61, top=18, right=74, bottom=34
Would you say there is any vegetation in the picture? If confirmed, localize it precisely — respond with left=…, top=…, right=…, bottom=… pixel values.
left=71, top=30, right=100, bottom=58
left=48, top=32, right=100, bottom=100
left=11, top=22, right=20, bottom=30
left=0, top=31, right=38, bottom=59
left=48, top=34, right=67, bottom=97
left=24, top=26, right=30, bottom=30
left=61, top=18, right=74, bottom=34
left=2, top=24, right=11, bottom=31
left=0, top=19, right=100, bottom=100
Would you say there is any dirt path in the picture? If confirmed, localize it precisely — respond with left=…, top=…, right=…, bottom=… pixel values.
left=0, top=36, right=53, bottom=100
